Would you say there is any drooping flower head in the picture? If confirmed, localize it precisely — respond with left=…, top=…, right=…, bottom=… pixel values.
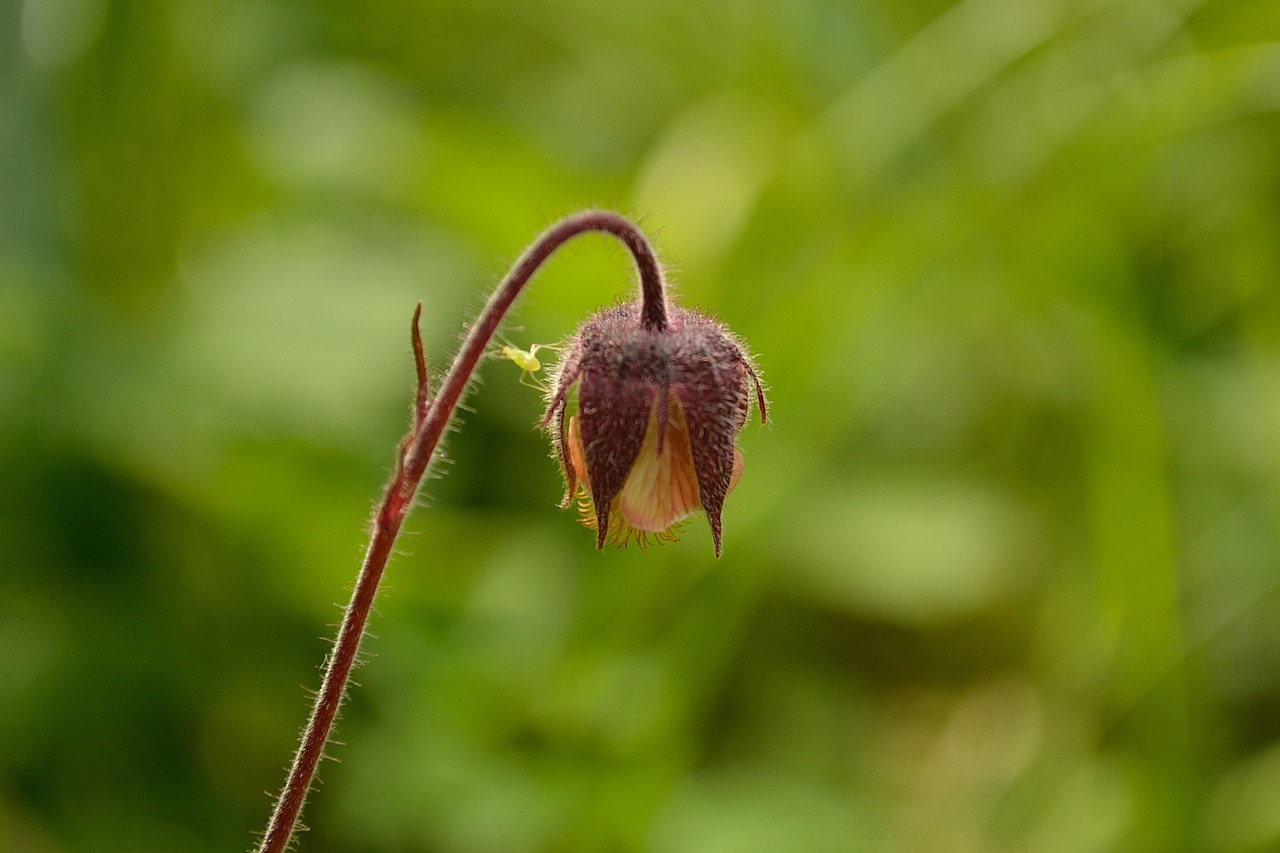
left=542, top=300, right=767, bottom=557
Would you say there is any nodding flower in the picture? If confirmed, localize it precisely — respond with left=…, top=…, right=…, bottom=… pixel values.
left=542, top=301, right=767, bottom=557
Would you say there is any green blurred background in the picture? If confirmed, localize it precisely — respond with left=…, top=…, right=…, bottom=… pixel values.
left=4, top=0, right=1280, bottom=850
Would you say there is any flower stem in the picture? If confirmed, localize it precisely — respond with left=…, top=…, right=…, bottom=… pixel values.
left=256, top=211, right=667, bottom=853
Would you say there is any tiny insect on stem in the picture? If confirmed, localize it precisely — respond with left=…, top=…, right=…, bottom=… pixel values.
left=498, top=342, right=556, bottom=391
left=500, top=343, right=542, bottom=372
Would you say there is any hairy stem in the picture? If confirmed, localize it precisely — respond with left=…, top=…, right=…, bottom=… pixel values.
left=256, top=211, right=666, bottom=853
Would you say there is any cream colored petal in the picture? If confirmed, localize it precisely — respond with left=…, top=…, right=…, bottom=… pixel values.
left=567, top=414, right=589, bottom=496
left=618, top=400, right=702, bottom=533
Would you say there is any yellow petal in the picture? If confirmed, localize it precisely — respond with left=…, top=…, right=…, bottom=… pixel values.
left=618, top=399, right=702, bottom=533
left=567, top=413, right=588, bottom=496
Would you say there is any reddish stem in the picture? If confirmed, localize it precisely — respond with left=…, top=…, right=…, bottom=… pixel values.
left=256, top=211, right=667, bottom=853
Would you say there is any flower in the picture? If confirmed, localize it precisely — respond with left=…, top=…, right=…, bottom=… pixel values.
left=542, top=301, right=767, bottom=557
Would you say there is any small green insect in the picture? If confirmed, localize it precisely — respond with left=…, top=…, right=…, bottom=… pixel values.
left=497, top=341, right=554, bottom=391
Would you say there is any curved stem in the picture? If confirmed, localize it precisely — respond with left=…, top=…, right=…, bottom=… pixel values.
left=257, top=211, right=666, bottom=853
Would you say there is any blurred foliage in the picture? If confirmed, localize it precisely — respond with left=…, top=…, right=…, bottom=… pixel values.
left=3, top=0, right=1280, bottom=850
